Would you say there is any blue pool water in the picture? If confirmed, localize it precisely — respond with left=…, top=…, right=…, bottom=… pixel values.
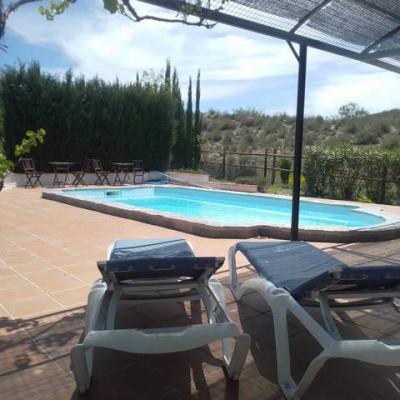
left=62, top=187, right=385, bottom=229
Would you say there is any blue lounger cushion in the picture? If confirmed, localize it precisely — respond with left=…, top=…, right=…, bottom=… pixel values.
left=236, top=241, right=400, bottom=300
left=98, top=238, right=224, bottom=280
left=110, top=238, right=195, bottom=260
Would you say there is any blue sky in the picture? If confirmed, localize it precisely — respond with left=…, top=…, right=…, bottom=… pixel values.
left=3, top=0, right=400, bottom=116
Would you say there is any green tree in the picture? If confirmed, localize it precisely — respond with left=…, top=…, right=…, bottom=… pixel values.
left=1, top=62, right=176, bottom=171
left=164, top=58, right=171, bottom=88
left=171, top=68, right=186, bottom=169
left=193, top=69, right=201, bottom=168
left=338, top=103, right=369, bottom=119
left=185, top=76, right=193, bottom=167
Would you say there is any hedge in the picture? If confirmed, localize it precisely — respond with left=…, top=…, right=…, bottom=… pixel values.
left=303, top=145, right=400, bottom=204
left=1, top=62, right=176, bottom=171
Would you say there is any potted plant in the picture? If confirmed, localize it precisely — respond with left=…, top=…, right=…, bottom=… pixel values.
left=0, top=153, right=13, bottom=191
left=0, top=128, right=46, bottom=191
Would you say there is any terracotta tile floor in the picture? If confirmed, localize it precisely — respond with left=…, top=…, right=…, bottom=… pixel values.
left=1, top=188, right=400, bottom=399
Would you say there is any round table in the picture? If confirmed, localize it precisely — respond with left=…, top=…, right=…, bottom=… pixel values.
left=111, top=162, right=133, bottom=185
left=49, top=161, right=75, bottom=187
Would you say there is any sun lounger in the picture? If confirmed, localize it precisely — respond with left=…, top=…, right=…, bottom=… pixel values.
left=228, top=241, right=400, bottom=400
left=71, top=238, right=250, bottom=393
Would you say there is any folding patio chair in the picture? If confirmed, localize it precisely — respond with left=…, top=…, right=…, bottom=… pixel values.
left=20, top=158, right=43, bottom=188
left=132, top=159, right=144, bottom=184
left=71, top=159, right=90, bottom=186
left=91, top=159, right=110, bottom=185
left=228, top=241, right=400, bottom=400
left=71, top=238, right=250, bottom=394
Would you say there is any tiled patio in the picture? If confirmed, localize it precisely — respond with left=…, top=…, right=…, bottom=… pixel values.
left=1, top=188, right=400, bottom=399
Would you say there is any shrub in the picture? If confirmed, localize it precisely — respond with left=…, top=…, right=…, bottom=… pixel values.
left=388, top=151, right=400, bottom=201
left=0, top=152, right=13, bottom=178
left=235, top=176, right=266, bottom=191
left=279, top=158, right=291, bottom=185
left=288, top=173, right=306, bottom=192
left=303, top=144, right=400, bottom=204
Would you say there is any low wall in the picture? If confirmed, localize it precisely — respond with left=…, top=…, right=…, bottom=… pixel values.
left=167, top=171, right=209, bottom=185
left=3, top=172, right=151, bottom=189
left=208, top=182, right=258, bottom=193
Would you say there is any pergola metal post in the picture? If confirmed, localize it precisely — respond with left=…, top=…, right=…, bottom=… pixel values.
left=291, top=44, right=307, bottom=241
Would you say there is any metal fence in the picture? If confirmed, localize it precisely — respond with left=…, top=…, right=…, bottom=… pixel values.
left=200, top=149, right=397, bottom=204
left=200, top=149, right=297, bottom=185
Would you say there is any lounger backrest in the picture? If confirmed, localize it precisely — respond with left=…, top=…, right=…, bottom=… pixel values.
left=237, top=241, right=400, bottom=300
left=98, top=256, right=225, bottom=284
left=337, top=265, right=400, bottom=288
left=97, top=238, right=224, bottom=286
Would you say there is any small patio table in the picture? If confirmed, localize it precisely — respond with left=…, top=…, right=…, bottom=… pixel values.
left=49, top=161, right=75, bottom=187
left=111, top=162, right=133, bottom=185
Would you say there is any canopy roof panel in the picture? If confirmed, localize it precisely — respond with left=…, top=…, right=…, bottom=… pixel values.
left=139, top=0, right=400, bottom=74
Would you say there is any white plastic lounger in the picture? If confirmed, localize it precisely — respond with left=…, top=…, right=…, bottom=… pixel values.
left=229, top=241, right=400, bottom=400
left=71, top=238, right=250, bottom=393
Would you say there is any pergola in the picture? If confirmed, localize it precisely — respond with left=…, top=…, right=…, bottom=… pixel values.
left=139, top=0, right=400, bottom=240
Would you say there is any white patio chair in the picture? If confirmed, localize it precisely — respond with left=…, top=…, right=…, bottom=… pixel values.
left=229, top=241, right=400, bottom=400
left=70, top=238, right=250, bottom=393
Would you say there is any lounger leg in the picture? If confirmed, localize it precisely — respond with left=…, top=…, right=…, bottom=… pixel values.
left=106, top=287, right=121, bottom=330
left=293, top=353, right=329, bottom=399
left=223, top=334, right=251, bottom=380
left=207, top=277, right=250, bottom=380
left=271, top=292, right=298, bottom=395
left=70, top=344, right=91, bottom=393
left=228, top=245, right=240, bottom=299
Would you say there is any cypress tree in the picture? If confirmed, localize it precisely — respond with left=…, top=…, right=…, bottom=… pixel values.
left=171, top=68, right=186, bottom=169
left=185, top=76, right=193, bottom=168
left=193, top=69, right=201, bottom=168
left=1, top=62, right=175, bottom=171
left=165, top=58, right=171, bottom=89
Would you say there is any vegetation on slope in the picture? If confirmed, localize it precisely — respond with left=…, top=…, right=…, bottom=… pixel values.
left=201, top=103, right=400, bottom=153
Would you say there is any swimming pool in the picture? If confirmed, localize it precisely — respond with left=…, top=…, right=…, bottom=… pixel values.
left=43, top=186, right=400, bottom=242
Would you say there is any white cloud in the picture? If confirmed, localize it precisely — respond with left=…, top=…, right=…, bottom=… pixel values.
left=307, top=68, right=400, bottom=116
left=5, top=0, right=400, bottom=115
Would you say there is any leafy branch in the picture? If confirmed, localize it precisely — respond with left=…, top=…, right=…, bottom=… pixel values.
left=0, top=0, right=227, bottom=45
left=117, top=0, right=225, bottom=29
left=0, top=128, right=46, bottom=178
left=14, top=128, right=46, bottom=157
left=40, top=0, right=227, bottom=29
left=0, top=0, right=43, bottom=43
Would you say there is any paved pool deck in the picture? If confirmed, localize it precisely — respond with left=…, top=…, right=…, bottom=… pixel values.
left=1, top=188, right=400, bottom=399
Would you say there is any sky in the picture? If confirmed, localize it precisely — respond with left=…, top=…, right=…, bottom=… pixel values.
left=2, top=0, right=400, bottom=116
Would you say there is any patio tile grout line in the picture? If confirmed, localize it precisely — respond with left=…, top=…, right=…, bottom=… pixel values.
left=2, top=239, right=73, bottom=314
left=7, top=232, right=93, bottom=288
left=0, top=303, right=13, bottom=319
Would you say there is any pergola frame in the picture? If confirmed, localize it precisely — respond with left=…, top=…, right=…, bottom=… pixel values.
left=138, top=0, right=400, bottom=240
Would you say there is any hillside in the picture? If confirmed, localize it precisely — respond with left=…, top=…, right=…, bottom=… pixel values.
left=201, top=106, right=400, bottom=153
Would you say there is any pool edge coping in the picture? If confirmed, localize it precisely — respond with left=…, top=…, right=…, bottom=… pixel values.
left=42, top=186, right=400, bottom=243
